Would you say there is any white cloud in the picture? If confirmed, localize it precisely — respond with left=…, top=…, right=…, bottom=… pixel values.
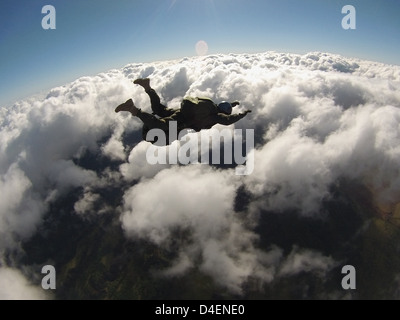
left=0, top=68, right=138, bottom=297
left=0, top=163, right=44, bottom=253
left=120, top=166, right=238, bottom=244
left=101, top=133, right=126, bottom=161
left=74, top=190, right=101, bottom=216
left=1, top=51, right=400, bottom=297
left=0, top=267, right=50, bottom=300
left=120, top=141, right=172, bottom=181
left=279, top=246, right=335, bottom=277
left=120, top=165, right=277, bottom=294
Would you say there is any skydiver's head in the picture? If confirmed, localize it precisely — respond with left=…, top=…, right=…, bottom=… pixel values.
left=217, top=101, right=232, bottom=115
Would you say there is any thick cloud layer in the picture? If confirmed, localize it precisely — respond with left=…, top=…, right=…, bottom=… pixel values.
left=0, top=268, right=50, bottom=300
left=1, top=51, right=399, bottom=298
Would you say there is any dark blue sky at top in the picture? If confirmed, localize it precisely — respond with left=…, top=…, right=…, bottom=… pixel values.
left=0, top=0, right=399, bottom=106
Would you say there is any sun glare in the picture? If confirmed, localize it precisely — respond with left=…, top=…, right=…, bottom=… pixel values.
left=195, top=40, right=209, bottom=56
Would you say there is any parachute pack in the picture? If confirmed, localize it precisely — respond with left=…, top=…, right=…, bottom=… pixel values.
left=180, top=96, right=218, bottom=122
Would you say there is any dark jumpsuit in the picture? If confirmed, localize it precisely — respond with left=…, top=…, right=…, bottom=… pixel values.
left=136, top=89, right=247, bottom=143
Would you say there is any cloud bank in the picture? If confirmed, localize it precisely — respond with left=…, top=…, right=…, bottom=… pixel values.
left=1, top=51, right=400, bottom=298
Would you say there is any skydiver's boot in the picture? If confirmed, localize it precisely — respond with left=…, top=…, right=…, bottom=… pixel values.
left=133, top=78, right=151, bottom=91
left=115, top=98, right=139, bottom=116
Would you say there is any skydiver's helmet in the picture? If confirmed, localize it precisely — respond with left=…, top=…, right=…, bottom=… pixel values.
left=217, top=101, right=232, bottom=115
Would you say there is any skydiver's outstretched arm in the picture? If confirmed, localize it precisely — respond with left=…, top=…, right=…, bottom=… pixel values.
left=213, top=110, right=252, bottom=126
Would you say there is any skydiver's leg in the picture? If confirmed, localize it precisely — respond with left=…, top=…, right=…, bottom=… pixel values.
left=115, top=99, right=171, bottom=144
left=115, top=98, right=169, bottom=131
left=136, top=111, right=169, bottom=132
left=134, top=78, right=176, bottom=118
left=147, top=89, right=177, bottom=118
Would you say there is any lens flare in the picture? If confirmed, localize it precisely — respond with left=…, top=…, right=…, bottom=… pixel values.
left=195, top=40, right=208, bottom=56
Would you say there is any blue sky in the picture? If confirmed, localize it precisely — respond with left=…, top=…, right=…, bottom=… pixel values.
left=0, top=0, right=399, bottom=107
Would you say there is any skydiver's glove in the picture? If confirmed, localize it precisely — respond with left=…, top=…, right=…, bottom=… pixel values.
left=242, top=110, right=252, bottom=115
